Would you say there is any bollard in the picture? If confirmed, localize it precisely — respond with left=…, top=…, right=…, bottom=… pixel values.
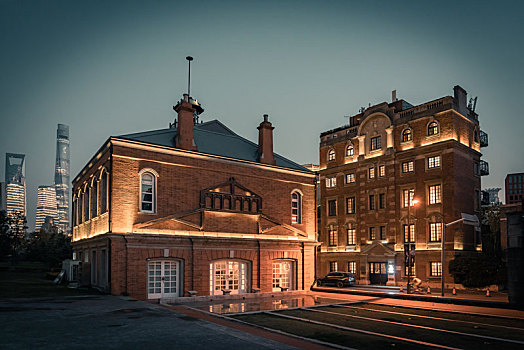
left=427, top=286, right=431, bottom=294
left=452, top=287, right=456, bottom=295
left=486, top=288, right=491, bottom=297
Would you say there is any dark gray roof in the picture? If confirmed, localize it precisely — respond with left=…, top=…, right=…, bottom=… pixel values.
left=117, top=120, right=310, bottom=172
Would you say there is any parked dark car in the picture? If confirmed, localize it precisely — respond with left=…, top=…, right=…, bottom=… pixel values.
left=316, top=272, right=355, bottom=287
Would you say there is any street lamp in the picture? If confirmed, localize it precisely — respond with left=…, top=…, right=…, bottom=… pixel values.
left=441, top=213, right=480, bottom=296
left=406, top=198, right=419, bottom=294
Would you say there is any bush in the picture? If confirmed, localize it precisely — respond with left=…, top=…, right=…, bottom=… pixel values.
left=449, top=252, right=506, bottom=288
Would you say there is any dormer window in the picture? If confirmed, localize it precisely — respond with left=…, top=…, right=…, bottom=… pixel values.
left=328, top=149, right=336, bottom=161
left=427, top=121, right=439, bottom=136
left=402, top=128, right=412, bottom=142
left=345, top=144, right=354, bottom=157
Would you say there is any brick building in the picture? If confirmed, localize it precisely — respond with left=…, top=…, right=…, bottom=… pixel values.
left=71, top=94, right=317, bottom=300
left=505, top=173, right=524, bottom=204
left=317, top=86, right=487, bottom=288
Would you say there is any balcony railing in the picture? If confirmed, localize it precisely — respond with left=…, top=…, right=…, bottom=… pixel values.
left=480, top=160, right=489, bottom=176
left=480, top=130, right=488, bottom=147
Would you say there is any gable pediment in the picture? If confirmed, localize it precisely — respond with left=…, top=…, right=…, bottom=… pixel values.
left=361, top=241, right=395, bottom=256
left=200, top=177, right=262, bottom=213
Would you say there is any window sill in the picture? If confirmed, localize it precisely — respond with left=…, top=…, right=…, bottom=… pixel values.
left=139, top=211, right=157, bottom=215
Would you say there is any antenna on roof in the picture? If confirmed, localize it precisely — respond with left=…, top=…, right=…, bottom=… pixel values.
left=186, top=56, right=193, bottom=97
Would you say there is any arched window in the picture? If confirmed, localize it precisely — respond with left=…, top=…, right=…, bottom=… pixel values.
left=427, top=121, right=439, bottom=136
left=77, top=191, right=83, bottom=224
left=402, top=128, right=412, bottom=142
left=328, top=149, right=336, bottom=161
left=72, top=195, right=77, bottom=227
left=100, top=170, right=108, bottom=214
left=91, top=178, right=98, bottom=219
left=140, top=171, right=156, bottom=213
left=83, top=185, right=90, bottom=222
left=345, top=144, right=354, bottom=157
left=291, top=191, right=302, bottom=224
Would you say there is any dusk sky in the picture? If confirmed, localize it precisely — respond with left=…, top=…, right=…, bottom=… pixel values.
left=1, top=0, right=522, bottom=231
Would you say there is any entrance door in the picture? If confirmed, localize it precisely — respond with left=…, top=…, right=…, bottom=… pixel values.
left=210, top=260, right=248, bottom=295
left=147, top=260, right=180, bottom=299
left=272, top=260, right=294, bottom=291
left=369, top=262, right=388, bottom=285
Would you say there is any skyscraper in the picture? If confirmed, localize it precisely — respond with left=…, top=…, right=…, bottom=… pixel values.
left=35, top=185, right=57, bottom=232
left=0, top=182, right=6, bottom=211
left=5, top=153, right=26, bottom=219
left=54, top=124, right=70, bottom=234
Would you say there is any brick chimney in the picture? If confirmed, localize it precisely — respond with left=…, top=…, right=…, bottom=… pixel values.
left=173, top=94, right=197, bottom=151
left=257, top=114, right=275, bottom=165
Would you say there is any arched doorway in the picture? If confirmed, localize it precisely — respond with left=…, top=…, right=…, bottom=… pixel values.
left=209, top=260, right=249, bottom=295
left=272, top=260, right=295, bottom=291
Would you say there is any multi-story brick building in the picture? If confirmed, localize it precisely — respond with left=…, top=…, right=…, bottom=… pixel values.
left=317, top=86, right=488, bottom=288
left=71, top=93, right=317, bottom=300
left=505, top=173, right=524, bottom=204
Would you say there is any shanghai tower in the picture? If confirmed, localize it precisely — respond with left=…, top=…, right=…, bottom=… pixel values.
left=54, top=124, right=70, bottom=234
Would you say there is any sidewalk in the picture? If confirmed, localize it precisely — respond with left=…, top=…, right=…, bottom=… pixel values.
left=312, top=285, right=515, bottom=309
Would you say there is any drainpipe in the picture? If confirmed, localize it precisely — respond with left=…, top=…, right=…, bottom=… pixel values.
left=257, top=240, right=261, bottom=289
left=123, top=235, right=128, bottom=295
left=189, top=238, right=194, bottom=292
left=301, top=242, right=305, bottom=290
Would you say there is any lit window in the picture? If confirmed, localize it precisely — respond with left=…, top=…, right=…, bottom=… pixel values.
left=329, top=261, right=338, bottom=272
left=405, top=264, right=415, bottom=276
left=328, top=149, right=336, bottom=161
left=370, top=136, right=381, bottom=151
left=429, top=184, right=441, bottom=204
left=402, top=161, right=414, bottom=173
left=140, top=172, right=156, bottom=213
left=291, top=192, right=301, bottom=224
left=328, top=200, right=337, bottom=216
left=402, top=128, right=413, bottom=142
left=84, top=186, right=90, bottom=221
left=91, top=180, right=98, bottom=219
left=430, top=222, right=442, bottom=241
left=403, top=189, right=415, bottom=208
left=369, top=167, right=375, bottom=179
left=346, top=197, right=355, bottom=214
left=347, top=224, right=356, bottom=245
left=326, top=177, right=337, bottom=188
left=379, top=165, right=385, bottom=177
left=369, top=227, right=376, bottom=240
left=427, top=121, right=439, bottom=136
left=379, top=193, right=385, bottom=209
left=347, top=261, right=357, bottom=274
left=346, top=144, right=354, bottom=157
left=100, top=170, right=108, bottom=214
left=428, top=155, right=441, bottom=169
left=379, top=226, right=386, bottom=240
left=346, top=173, right=356, bottom=184
left=430, top=262, right=442, bottom=277
left=369, top=194, right=375, bottom=210
left=403, top=224, right=415, bottom=243
left=328, top=225, right=337, bottom=246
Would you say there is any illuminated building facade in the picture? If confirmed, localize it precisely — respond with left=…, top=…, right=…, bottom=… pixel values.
left=5, top=153, right=26, bottom=221
left=318, top=86, right=488, bottom=288
left=35, top=185, right=57, bottom=232
left=54, top=124, right=70, bottom=234
left=71, top=94, right=317, bottom=299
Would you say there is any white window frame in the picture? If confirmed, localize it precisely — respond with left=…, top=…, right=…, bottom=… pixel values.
left=291, top=190, right=302, bottom=224
left=139, top=169, right=159, bottom=213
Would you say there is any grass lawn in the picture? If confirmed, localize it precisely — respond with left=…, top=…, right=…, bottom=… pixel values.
left=0, top=262, right=100, bottom=298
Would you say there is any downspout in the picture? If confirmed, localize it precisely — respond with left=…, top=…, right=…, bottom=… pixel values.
left=123, top=235, right=128, bottom=296
left=301, top=241, right=305, bottom=290
left=108, top=142, right=114, bottom=292
left=189, top=237, right=194, bottom=293
left=257, top=239, right=261, bottom=289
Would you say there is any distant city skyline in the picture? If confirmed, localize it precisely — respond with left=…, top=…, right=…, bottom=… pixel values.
left=1, top=0, right=523, bottom=230
left=54, top=124, right=70, bottom=233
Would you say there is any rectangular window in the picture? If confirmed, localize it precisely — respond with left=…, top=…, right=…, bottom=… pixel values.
left=430, top=222, right=442, bottom=242
left=326, top=177, right=337, bottom=188
left=328, top=225, right=337, bottom=246
left=430, top=262, right=442, bottom=277
left=346, top=173, right=356, bottom=184
left=347, top=261, right=357, bottom=274
left=369, top=227, right=376, bottom=240
left=379, top=226, right=386, bottom=240
left=346, top=197, right=355, bottom=214
left=429, top=184, right=442, bottom=204
left=369, top=194, right=375, bottom=210
left=428, top=155, right=441, bottom=169
left=328, top=200, right=337, bottom=216
left=368, top=167, right=375, bottom=179
left=329, top=261, right=338, bottom=272
left=379, top=165, right=385, bottom=177
left=347, top=226, right=356, bottom=245
left=403, top=189, right=415, bottom=208
left=370, top=136, right=381, bottom=151
left=379, top=193, right=385, bottom=209
left=403, top=224, right=415, bottom=243
left=402, top=161, right=414, bottom=173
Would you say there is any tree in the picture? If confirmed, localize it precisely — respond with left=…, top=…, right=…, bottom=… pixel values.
left=25, top=225, right=72, bottom=268
left=0, top=210, right=28, bottom=265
